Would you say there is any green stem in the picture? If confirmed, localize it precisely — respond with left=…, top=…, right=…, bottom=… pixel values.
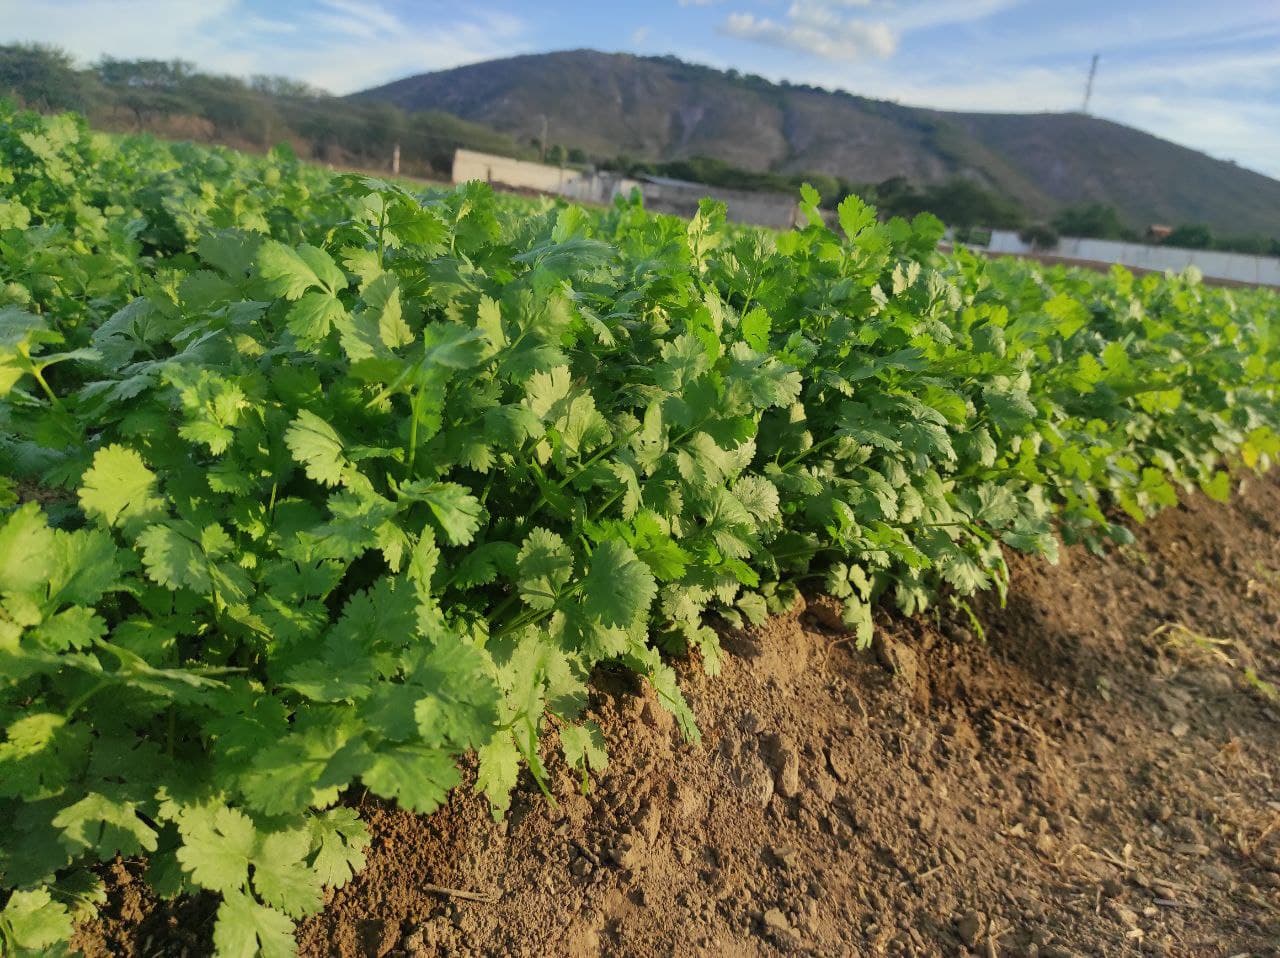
left=779, top=433, right=843, bottom=471
left=376, top=202, right=388, bottom=263
left=31, top=364, right=65, bottom=411
left=555, top=428, right=638, bottom=491
left=492, top=581, right=586, bottom=640
left=478, top=469, right=497, bottom=505
left=405, top=387, right=423, bottom=479
left=588, top=489, right=623, bottom=521
left=66, top=680, right=108, bottom=717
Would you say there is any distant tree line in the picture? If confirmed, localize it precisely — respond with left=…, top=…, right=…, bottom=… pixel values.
left=0, top=43, right=523, bottom=177
left=1044, top=202, right=1280, bottom=255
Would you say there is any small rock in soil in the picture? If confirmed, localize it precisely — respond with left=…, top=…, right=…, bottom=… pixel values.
left=809, top=771, right=838, bottom=804
left=826, top=747, right=851, bottom=783
left=640, top=698, right=674, bottom=734
left=805, top=595, right=845, bottom=631
left=632, top=802, right=662, bottom=845
left=770, top=845, right=799, bottom=868
left=608, top=831, right=646, bottom=870
left=762, top=907, right=791, bottom=932
left=842, top=689, right=868, bottom=718
left=729, top=751, right=775, bottom=807
left=763, top=733, right=802, bottom=798
left=873, top=634, right=919, bottom=688
left=1108, top=902, right=1140, bottom=927
left=956, top=910, right=985, bottom=947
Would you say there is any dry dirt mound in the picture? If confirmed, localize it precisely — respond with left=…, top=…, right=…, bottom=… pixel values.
left=79, top=476, right=1280, bottom=957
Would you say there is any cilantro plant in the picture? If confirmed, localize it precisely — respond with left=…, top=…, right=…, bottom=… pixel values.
left=2, top=104, right=1278, bottom=955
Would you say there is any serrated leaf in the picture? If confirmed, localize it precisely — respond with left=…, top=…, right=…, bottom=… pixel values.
left=176, top=806, right=257, bottom=894
left=78, top=445, right=165, bottom=533
left=252, top=829, right=323, bottom=918
left=285, top=411, right=348, bottom=487
left=401, top=481, right=482, bottom=546
left=560, top=720, right=607, bottom=792
left=0, top=502, right=55, bottom=594
left=360, top=745, right=461, bottom=815
left=411, top=639, right=501, bottom=749
left=137, top=523, right=209, bottom=593
left=583, top=540, right=656, bottom=629
left=52, top=792, right=158, bottom=859
left=211, top=889, right=296, bottom=958
left=0, top=888, right=73, bottom=954
left=286, top=291, right=347, bottom=344
left=33, top=606, right=107, bottom=652
left=741, top=307, right=771, bottom=352
left=258, top=240, right=345, bottom=300
left=516, top=527, right=574, bottom=610
left=475, top=732, right=522, bottom=821
left=307, top=808, right=368, bottom=888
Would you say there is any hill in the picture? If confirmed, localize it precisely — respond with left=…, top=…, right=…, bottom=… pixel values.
left=354, top=50, right=1280, bottom=236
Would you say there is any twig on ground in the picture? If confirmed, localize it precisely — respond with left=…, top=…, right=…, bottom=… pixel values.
left=989, top=708, right=1050, bottom=743
left=897, top=863, right=945, bottom=888
left=423, top=883, right=498, bottom=904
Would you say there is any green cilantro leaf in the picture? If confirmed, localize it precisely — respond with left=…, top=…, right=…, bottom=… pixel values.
left=285, top=411, right=348, bottom=487
left=211, top=889, right=296, bottom=958
left=77, top=445, right=166, bottom=534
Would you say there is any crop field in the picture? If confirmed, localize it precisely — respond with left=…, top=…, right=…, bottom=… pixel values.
left=1, top=105, right=1279, bottom=956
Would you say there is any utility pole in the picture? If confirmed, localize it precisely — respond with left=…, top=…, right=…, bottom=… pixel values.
left=538, top=114, right=548, bottom=163
left=1082, top=54, right=1099, bottom=114
left=391, top=142, right=400, bottom=176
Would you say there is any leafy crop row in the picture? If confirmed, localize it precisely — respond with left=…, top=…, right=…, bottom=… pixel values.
left=2, top=104, right=1278, bottom=955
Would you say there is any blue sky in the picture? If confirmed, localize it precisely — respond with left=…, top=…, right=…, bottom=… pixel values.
left=3, top=0, right=1279, bottom=177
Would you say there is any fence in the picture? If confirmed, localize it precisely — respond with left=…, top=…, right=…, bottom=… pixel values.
left=981, top=230, right=1280, bottom=288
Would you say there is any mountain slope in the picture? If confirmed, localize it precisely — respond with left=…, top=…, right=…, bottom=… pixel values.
left=354, top=50, right=1280, bottom=236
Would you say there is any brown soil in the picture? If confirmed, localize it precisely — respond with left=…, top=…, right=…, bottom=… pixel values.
left=77, top=476, right=1280, bottom=957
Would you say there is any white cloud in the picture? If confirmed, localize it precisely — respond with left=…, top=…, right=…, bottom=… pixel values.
left=886, top=0, right=1025, bottom=32
left=721, top=8, right=897, bottom=61
left=716, top=0, right=1024, bottom=63
left=632, top=26, right=652, bottom=44
left=0, top=0, right=530, bottom=93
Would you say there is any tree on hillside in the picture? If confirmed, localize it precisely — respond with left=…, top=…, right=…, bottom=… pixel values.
left=250, top=75, right=324, bottom=99
left=1051, top=203, right=1133, bottom=240
left=873, top=176, right=1023, bottom=229
left=96, top=56, right=195, bottom=89
left=0, top=43, right=93, bottom=111
left=1164, top=224, right=1212, bottom=249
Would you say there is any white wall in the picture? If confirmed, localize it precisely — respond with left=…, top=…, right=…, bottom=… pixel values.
left=452, top=149, right=582, bottom=194
left=452, top=149, right=640, bottom=205
left=450, top=149, right=797, bottom=228
left=985, top=229, right=1280, bottom=287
